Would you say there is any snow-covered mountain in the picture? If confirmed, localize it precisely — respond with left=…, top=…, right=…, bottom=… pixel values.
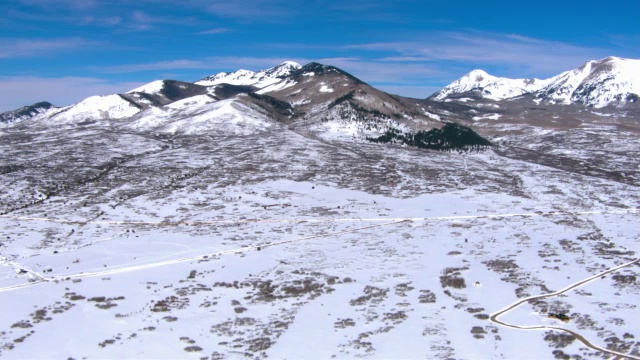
left=430, top=70, right=551, bottom=102
left=431, top=57, right=640, bottom=108
left=539, top=56, right=640, bottom=107
left=2, top=57, right=639, bottom=133
left=195, top=61, right=302, bottom=89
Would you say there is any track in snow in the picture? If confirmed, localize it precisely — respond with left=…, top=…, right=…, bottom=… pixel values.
left=2, top=207, right=638, bottom=226
left=0, top=220, right=409, bottom=293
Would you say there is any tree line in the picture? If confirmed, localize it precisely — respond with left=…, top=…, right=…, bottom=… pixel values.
left=367, top=123, right=494, bottom=152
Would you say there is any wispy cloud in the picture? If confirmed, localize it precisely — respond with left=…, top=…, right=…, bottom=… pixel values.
left=205, top=0, right=296, bottom=20
left=0, top=38, right=95, bottom=58
left=315, top=57, right=444, bottom=84
left=126, top=10, right=195, bottom=31
left=81, top=15, right=122, bottom=26
left=347, top=32, right=609, bottom=76
left=16, top=0, right=99, bottom=10
left=132, top=10, right=178, bottom=24
left=0, top=76, right=144, bottom=112
left=196, top=28, right=230, bottom=35
left=97, top=56, right=309, bottom=73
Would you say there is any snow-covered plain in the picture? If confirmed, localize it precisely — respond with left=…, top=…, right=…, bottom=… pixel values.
left=0, top=113, right=639, bottom=360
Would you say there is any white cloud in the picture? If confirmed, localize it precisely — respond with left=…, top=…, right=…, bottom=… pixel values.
left=0, top=76, right=144, bottom=112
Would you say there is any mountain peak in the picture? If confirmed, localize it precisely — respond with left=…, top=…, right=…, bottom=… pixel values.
left=430, top=69, right=500, bottom=101
left=465, top=69, right=492, bottom=79
left=195, top=62, right=301, bottom=89
left=278, top=61, right=302, bottom=68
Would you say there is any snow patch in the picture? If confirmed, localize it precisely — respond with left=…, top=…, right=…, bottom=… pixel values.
left=472, top=113, right=502, bottom=121
left=422, top=110, right=441, bottom=121
left=319, top=85, right=333, bottom=93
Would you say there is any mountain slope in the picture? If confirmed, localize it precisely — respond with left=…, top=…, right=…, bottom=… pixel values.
left=47, top=94, right=143, bottom=124
left=431, top=57, right=640, bottom=108
left=125, top=80, right=209, bottom=107
left=0, top=102, right=56, bottom=126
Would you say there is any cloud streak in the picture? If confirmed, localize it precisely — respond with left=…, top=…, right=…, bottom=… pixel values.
left=196, top=28, right=230, bottom=35
left=0, top=38, right=95, bottom=58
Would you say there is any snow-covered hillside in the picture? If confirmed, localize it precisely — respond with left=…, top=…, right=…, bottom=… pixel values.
left=196, top=61, right=302, bottom=89
left=127, top=97, right=276, bottom=135
left=48, top=95, right=142, bottom=123
left=432, top=57, right=640, bottom=108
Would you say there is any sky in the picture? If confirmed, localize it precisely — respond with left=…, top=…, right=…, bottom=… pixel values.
left=0, top=0, right=638, bottom=112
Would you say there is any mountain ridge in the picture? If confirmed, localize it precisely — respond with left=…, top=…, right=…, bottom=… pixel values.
left=431, top=56, right=640, bottom=108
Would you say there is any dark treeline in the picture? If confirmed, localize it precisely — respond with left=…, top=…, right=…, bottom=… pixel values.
left=367, top=123, right=494, bottom=151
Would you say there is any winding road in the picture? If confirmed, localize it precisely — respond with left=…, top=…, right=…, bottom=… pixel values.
left=490, top=258, right=640, bottom=360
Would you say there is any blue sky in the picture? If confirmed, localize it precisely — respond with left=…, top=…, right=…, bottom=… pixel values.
left=0, top=0, right=638, bottom=111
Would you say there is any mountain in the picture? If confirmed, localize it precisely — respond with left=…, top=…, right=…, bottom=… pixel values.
left=431, top=56, right=640, bottom=108
left=258, top=62, right=441, bottom=141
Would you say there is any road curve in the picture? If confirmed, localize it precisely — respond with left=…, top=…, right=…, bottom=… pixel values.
left=490, top=258, right=640, bottom=360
